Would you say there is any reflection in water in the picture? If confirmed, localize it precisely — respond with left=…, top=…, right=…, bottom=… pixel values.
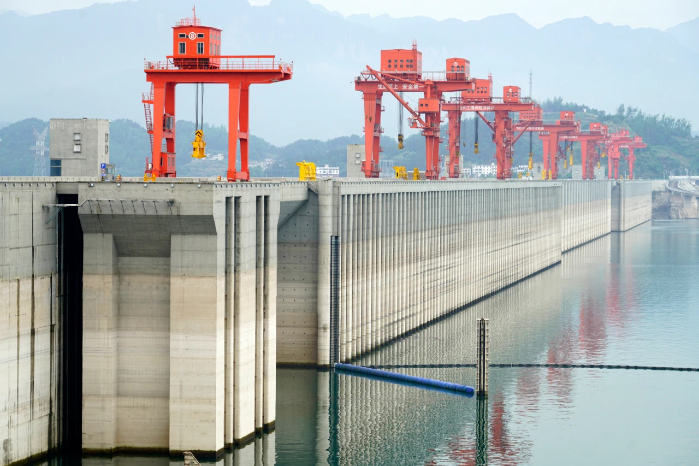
left=38, top=222, right=699, bottom=465
left=476, top=398, right=488, bottom=466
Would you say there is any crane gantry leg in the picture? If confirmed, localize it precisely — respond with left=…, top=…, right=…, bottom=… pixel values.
left=541, top=137, right=550, bottom=179
left=228, top=82, right=241, bottom=181
left=627, top=148, right=635, bottom=180
left=362, top=92, right=383, bottom=177
left=239, top=84, right=250, bottom=181
left=447, top=109, right=461, bottom=178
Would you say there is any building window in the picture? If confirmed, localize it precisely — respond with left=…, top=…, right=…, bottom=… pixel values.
left=74, top=133, right=81, bottom=141
left=179, top=42, right=186, bottom=54
left=105, top=144, right=109, bottom=154
left=197, top=33, right=204, bottom=38
left=105, top=133, right=109, bottom=142
left=179, top=33, right=186, bottom=38
left=50, top=159, right=61, bottom=176
left=73, top=144, right=81, bottom=153
left=197, top=42, right=204, bottom=54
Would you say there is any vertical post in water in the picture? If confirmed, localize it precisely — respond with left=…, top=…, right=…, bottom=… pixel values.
left=329, top=235, right=341, bottom=365
left=476, top=317, right=489, bottom=398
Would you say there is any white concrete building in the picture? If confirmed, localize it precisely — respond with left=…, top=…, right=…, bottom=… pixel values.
left=346, top=144, right=365, bottom=178
left=471, top=163, right=496, bottom=177
left=49, top=118, right=109, bottom=177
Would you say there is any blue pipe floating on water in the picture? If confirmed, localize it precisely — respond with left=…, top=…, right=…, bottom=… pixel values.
left=334, top=363, right=475, bottom=396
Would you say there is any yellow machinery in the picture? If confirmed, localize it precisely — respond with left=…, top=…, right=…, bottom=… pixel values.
left=398, top=134, right=404, bottom=150
left=597, top=161, right=601, bottom=169
left=413, top=167, right=420, bottom=180
left=191, top=129, right=206, bottom=159
left=393, top=166, right=407, bottom=180
left=564, top=158, right=568, bottom=169
left=518, top=172, right=522, bottom=179
left=296, top=161, right=316, bottom=181
left=144, top=173, right=156, bottom=182
left=528, top=153, right=533, bottom=170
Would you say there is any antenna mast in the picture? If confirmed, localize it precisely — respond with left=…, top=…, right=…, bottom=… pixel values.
left=31, top=127, right=48, bottom=176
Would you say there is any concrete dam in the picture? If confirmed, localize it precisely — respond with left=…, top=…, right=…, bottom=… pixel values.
left=0, top=177, right=651, bottom=463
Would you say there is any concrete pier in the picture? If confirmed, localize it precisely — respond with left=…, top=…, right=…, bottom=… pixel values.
left=611, top=180, right=652, bottom=231
left=0, top=177, right=652, bottom=464
left=76, top=181, right=295, bottom=456
left=0, top=181, right=60, bottom=466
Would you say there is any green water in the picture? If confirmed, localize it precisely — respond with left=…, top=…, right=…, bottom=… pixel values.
left=42, top=221, right=699, bottom=465
left=273, top=221, right=699, bottom=466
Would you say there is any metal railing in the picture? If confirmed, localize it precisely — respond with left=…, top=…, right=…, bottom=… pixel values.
left=144, top=56, right=293, bottom=72
left=175, top=17, right=201, bottom=26
left=447, top=96, right=536, bottom=105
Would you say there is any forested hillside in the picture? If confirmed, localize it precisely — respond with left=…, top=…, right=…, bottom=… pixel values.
left=1, top=101, right=696, bottom=179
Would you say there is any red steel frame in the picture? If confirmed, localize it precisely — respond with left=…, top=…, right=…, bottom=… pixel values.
left=618, top=136, right=646, bottom=180
left=143, top=13, right=292, bottom=181
left=600, top=130, right=634, bottom=180
left=355, top=46, right=480, bottom=180
left=557, top=123, right=608, bottom=180
left=443, top=85, right=537, bottom=180
left=512, top=111, right=578, bottom=180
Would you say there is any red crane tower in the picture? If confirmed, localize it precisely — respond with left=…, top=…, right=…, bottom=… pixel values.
left=512, top=108, right=579, bottom=179
left=142, top=9, right=292, bottom=181
left=354, top=43, right=476, bottom=179
left=618, top=135, right=646, bottom=180
left=602, top=129, right=634, bottom=180
left=443, top=81, right=538, bottom=179
left=557, top=122, right=609, bottom=179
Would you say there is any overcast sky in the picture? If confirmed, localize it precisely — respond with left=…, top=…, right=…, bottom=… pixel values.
left=3, top=0, right=698, bottom=29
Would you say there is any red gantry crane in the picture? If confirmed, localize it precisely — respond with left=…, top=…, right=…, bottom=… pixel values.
left=443, top=80, right=538, bottom=179
left=355, top=43, right=478, bottom=179
left=601, top=129, right=634, bottom=180
left=142, top=9, right=292, bottom=181
left=618, top=135, right=646, bottom=180
left=557, top=122, right=609, bottom=180
left=511, top=108, right=579, bottom=180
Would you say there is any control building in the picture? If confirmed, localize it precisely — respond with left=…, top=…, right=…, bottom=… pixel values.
left=49, top=118, right=110, bottom=177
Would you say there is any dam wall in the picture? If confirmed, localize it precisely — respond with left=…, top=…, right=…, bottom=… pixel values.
left=277, top=178, right=652, bottom=367
left=76, top=181, right=308, bottom=456
left=611, top=180, right=652, bottom=231
left=561, top=181, right=611, bottom=251
left=0, top=177, right=652, bottom=464
left=0, top=181, right=60, bottom=466
left=277, top=180, right=564, bottom=367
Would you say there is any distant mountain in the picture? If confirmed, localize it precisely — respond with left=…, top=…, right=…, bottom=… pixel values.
left=3, top=98, right=696, bottom=179
left=1, top=0, right=698, bottom=147
left=667, top=17, right=699, bottom=54
left=0, top=9, right=30, bottom=16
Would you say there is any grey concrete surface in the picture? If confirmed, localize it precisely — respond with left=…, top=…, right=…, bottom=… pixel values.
left=49, top=119, right=109, bottom=178
left=0, top=182, right=60, bottom=466
left=611, top=180, right=652, bottom=231
left=0, top=176, right=652, bottom=464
